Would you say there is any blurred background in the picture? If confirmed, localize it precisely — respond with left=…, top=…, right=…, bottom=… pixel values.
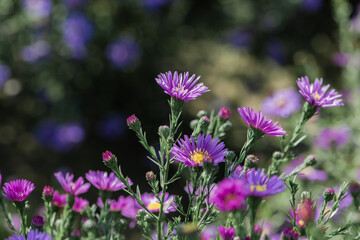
left=0, top=0, right=360, bottom=238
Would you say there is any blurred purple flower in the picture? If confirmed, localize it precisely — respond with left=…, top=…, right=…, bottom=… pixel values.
left=97, top=113, right=126, bottom=139
left=332, top=52, right=350, bottom=67
left=23, top=0, right=52, bottom=19
left=262, top=88, right=302, bottom=118
left=64, top=0, right=88, bottom=9
left=52, top=190, right=66, bottom=208
left=284, top=157, right=328, bottom=181
left=21, top=40, right=51, bottom=63
left=0, top=64, right=11, bottom=87
left=314, top=126, right=351, bottom=149
left=72, top=197, right=89, bottom=212
left=62, top=12, right=94, bottom=59
left=301, top=0, right=323, bottom=12
left=106, top=38, right=141, bottom=69
left=218, top=226, right=236, bottom=240
left=143, top=0, right=173, bottom=11
left=226, top=29, right=251, bottom=48
left=54, top=171, right=90, bottom=196
left=6, top=229, right=51, bottom=240
left=350, top=5, right=360, bottom=33
left=266, top=39, right=286, bottom=64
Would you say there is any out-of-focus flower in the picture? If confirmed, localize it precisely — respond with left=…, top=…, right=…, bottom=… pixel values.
left=266, top=39, right=286, bottom=64
left=64, top=0, right=87, bottom=9
left=108, top=196, right=138, bottom=219
left=85, top=170, right=132, bottom=191
left=21, top=40, right=51, bottom=63
left=23, top=0, right=52, bottom=19
left=2, top=179, right=35, bottom=202
left=237, top=107, right=286, bottom=136
left=284, top=157, right=327, bottom=181
left=97, top=113, right=126, bottom=139
left=54, top=172, right=90, bottom=196
left=143, top=0, right=173, bottom=11
left=301, top=0, right=323, bottom=13
left=226, top=29, right=252, bottom=48
left=72, top=197, right=89, bottom=212
left=5, top=229, right=52, bottom=240
left=314, top=126, right=351, bottom=149
left=71, top=230, right=81, bottom=237
left=281, top=227, right=300, bottom=240
left=210, top=178, right=248, bottom=211
left=200, top=225, right=217, bottom=240
left=171, top=134, right=227, bottom=167
left=141, top=192, right=176, bottom=213
left=42, top=186, right=54, bottom=196
left=261, top=88, right=302, bottom=118
left=296, top=197, right=315, bottom=226
left=0, top=64, right=11, bottom=88
left=297, top=76, right=343, bottom=108
left=52, top=191, right=66, bottom=208
left=62, top=12, right=93, bottom=59
left=218, top=107, right=231, bottom=119
left=32, top=216, right=45, bottom=227
left=106, top=38, right=141, bottom=69
left=350, top=5, right=360, bottom=33
left=242, top=168, right=285, bottom=197
left=332, top=52, right=350, bottom=67
left=155, top=71, right=209, bottom=102
left=218, top=226, right=236, bottom=240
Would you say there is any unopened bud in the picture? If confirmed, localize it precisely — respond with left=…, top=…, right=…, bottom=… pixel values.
left=158, top=125, right=170, bottom=139
left=146, top=171, right=155, bottom=180
left=32, top=216, right=45, bottom=228
left=102, top=150, right=118, bottom=170
left=42, top=186, right=54, bottom=202
left=297, top=194, right=315, bottom=224
left=219, top=121, right=232, bottom=132
left=196, top=110, right=207, bottom=118
left=323, top=188, right=335, bottom=202
left=198, top=116, right=210, bottom=131
left=272, top=151, right=282, bottom=160
left=244, top=155, right=259, bottom=169
left=349, top=181, right=360, bottom=195
left=301, top=191, right=311, bottom=200
left=218, top=107, right=231, bottom=119
left=304, top=155, right=317, bottom=166
left=281, top=227, right=299, bottom=240
left=126, top=114, right=141, bottom=131
left=190, top=119, right=199, bottom=130
left=225, top=151, right=236, bottom=162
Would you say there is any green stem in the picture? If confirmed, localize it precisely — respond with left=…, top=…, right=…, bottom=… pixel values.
left=0, top=196, right=16, bottom=232
left=247, top=197, right=262, bottom=240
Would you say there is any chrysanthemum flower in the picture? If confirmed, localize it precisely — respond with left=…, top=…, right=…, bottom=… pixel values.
left=5, top=229, right=52, bottom=240
left=261, top=88, right=301, bottom=118
left=171, top=134, right=227, bottom=167
left=297, top=76, right=343, bottom=108
left=111, top=196, right=138, bottom=218
left=218, top=226, right=236, bottom=240
left=141, top=192, right=176, bottom=213
left=85, top=170, right=132, bottom=191
left=72, top=197, right=89, bottom=212
left=52, top=191, right=66, bottom=208
left=2, top=179, right=35, bottom=202
left=54, top=172, right=90, bottom=196
left=155, top=71, right=209, bottom=102
left=314, top=126, right=350, bottom=149
left=210, top=178, right=248, bottom=211
left=237, top=107, right=286, bottom=136
left=242, top=168, right=285, bottom=197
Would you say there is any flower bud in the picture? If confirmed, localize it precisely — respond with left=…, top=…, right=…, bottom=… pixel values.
left=146, top=171, right=155, bottom=181
left=323, top=188, right=335, bottom=202
left=196, top=110, right=207, bottom=118
left=304, top=155, right=317, bottom=167
left=296, top=194, right=315, bottom=224
left=225, top=151, right=236, bottom=162
left=244, top=155, right=259, bottom=169
left=158, top=125, right=170, bottom=139
left=32, top=216, right=45, bottom=228
left=102, top=150, right=118, bottom=170
left=272, top=151, right=282, bottom=160
left=42, top=186, right=54, bottom=202
left=198, top=116, right=210, bottom=131
left=218, top=107, right=231, bottom=119
left=281, top=227, right=299, bottom=240
left=190, top=119, right=199, bottom=130
left=126, top=114, right=141, bottom=131
left=349, top=181, right=360, bottom=195
left=219, top=121, right=232, bottom=132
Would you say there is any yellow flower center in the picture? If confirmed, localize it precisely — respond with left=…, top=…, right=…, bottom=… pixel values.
left=147, top=202, right=161, bottom=211
left=277, top=99, right=286, bottom=107
left=250, top=184, right=267, bottom=192
left=190, top=149, right=209, bottom=165
left=313, top=91, right=321, bottom=101
left=298, top=219, right=305, bottom=227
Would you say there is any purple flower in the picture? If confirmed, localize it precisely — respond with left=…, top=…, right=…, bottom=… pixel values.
left=0, top=64, right=11, bottom=88
left=97, top=113, right=126, bottom=139
left=351, top=5, right=360, bottom=33
left=261, top=88, right=302, bottom=118
left=85, top=170, right=132, bottom=191
left=64, top=0, right=87, bottom=9
left=21, top=40, right=51, bottom=63
left=301, top=0, right=323, bottom=12
left=266, top=39, right=286, bottom=64
left=102, top=150, right=115, bottom=162
left=171, top=134, right=228, bottom=167
left=62, top=12, right=93, bottom=59
left=141, top=192, right=176, bottom=213
left=242, top=168, right=285, bottom=197
left=237, top=107, right=286, bottom=136
left=54, top=172, right=90, bottom=196
left=297, top=76, right=343, bottom=108
left=143, top=0, right=173, bottom=11
left=5, top=229, right=52, bottom=240
left=201, top=225, right=218, bottom=240
left=23, top=0, right=52, bottom=19
left=2, top=179, right=35, bottom=202
left=226, top=29, right=252, bottom=48
left=155, top=71, right=209, bottom=102
left=218, top=226, right=236, bottom=240
left=284, top=157, right=328, bottom=181
left=32, top=216, right=45, bottom=227
left=126, top=114, right=138, bottom=125
left=42, top=186, right=54, bottom=196
left=97, top=196, right=139, bottom=219
left=218, top=107, right=231, bottom=119
left=106, top=38, right=141, bottom=69
left=314, top=126, right=351, bottom=149
left=210, top=178, right=248, bottom=211
left=281, top=227, right=300, bottom=240
left=332, top=52, right=350, bottom=67
left=72, top=197, right=89, bottom=212
left=52, top=190, right=66, bottom=207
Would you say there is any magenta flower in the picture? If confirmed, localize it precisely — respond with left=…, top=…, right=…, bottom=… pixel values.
left=219, top=107, right=231, bottom=119
left=32, top=216, right=45, bottom=227
left=141, top=192, right=176, bottom=213
left=98, top=196, right=139, bottom=219
left=86, top=170, right=132, bottom=191
left=297, top=76, right=343, bottom=108
left=102, top=150, right=115, bottom=162
left=237, top=107, right=286, bottom=136
left=314, top=126, right=350, bottom=149
left=218, top=226, right=236, bottom=240
left=155, top=71, right=209, bottom=102
left=54, top=172, right=90, bottom=196
left=42, top=186, right=54, bottom=196
left=242, top=168, right=285, bottom=197
left=72, top=197, right=89, bottom=212
left=171, top=134, right=227, bottom=167
left=2, top=179, right=35, bottom=202
left=210, top=178, right=248, bottom=211
left=261, top=88, right=302, bottom=118
left=52, top=190, right=66, bottom=208
left=281, top=228, right=300, bottom=240
left=126, top=114, right=138, bottom=125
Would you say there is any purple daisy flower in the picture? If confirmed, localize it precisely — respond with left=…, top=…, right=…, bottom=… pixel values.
left=261, top=88, right=302, bottom=118
left=218, top=226, right=236, bottom=240
left=155, top=71, right=209, bottom=102
left=5, top=229, right=52, bottom=240
left=284, top=157, right=327, bottom=181
left=23, top=0, right=52, bottom=19
left=237, top=107, right=286, bottom=136
left=171, top=134, right=228, bottom=167
left=210, top=178, right=248, bottom=211
left=97, top=196, right=139, bottom=219
left=141, top=192, right=176, bottom=213
left=314, top=126, right=351, bottom=149
left=72, top=197, right=89, bottom=212
left=297, top=76, right=343, bottom=108
left=0, top=64, right=11, bottom=88
left=54, top=172, right=90, bottom=196
left=21, top=40, right=51, bottom=63
left=52, top=190, right=66, bottom=207
left=85, top=170, right=132, bottom=192
left=2, top=179, right=35, bottom=202
left=242, top=168, right=285, bottom=197
left=106, top=38, right=141, bottom=69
